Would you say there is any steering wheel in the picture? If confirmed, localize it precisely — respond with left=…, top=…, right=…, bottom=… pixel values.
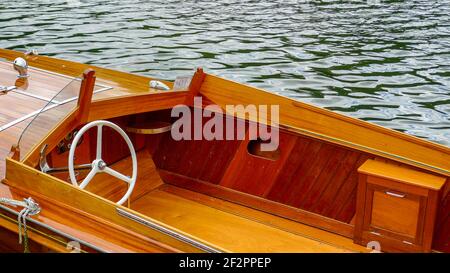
left=68, top=120, right=137, bottom=205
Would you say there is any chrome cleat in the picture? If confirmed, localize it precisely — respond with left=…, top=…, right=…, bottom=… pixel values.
left=13, top=57, right=29, bottom=79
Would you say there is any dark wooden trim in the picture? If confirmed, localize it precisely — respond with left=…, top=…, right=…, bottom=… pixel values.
left=8, top=145, right=20, bottom=161
left=424, top=189, right=439, bottom=251
left=77, top=69, right=96, bottom=123
left=87, top=91, right=189, bottom=121
left=353, top=173, right=367, bottom=245
left=184, top=68, right=206, bottom=105
left=433, top=181, right=450, bottom=252
left=158, top=169, right=355, bottom=238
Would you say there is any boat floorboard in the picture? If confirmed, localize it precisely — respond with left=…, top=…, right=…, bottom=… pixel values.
left=88, top=150, right=369, bottom=253
left=131, top=187, right=361, bottom=252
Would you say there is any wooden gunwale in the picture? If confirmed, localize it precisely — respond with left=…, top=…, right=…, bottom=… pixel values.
left=198, top=74, right=450, bottom=177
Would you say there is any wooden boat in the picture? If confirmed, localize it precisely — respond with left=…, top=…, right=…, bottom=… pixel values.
left=0, top=48, right=448, bottom=253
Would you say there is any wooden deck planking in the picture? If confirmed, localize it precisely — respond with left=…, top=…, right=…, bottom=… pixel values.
left=0, top=93, right=51, bottom=127
left=0, top=49, right=173, bottom=97
left=0, top=61, right=72, bottom=101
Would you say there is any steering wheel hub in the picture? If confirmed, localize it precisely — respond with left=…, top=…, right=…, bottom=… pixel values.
left=93, top=159, right=107, bottom=171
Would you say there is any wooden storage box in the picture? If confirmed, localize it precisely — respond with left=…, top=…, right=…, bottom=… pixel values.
left=354, top=159, right=445, bottom=252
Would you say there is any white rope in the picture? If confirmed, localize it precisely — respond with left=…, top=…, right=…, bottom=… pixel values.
left=0, top=197, right=41, bottom=250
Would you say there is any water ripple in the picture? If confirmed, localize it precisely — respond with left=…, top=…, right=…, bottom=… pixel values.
left=0, top=0, right=449, bottom=145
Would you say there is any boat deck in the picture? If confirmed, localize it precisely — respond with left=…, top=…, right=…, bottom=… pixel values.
left=0, top=59, right=124, bottom=178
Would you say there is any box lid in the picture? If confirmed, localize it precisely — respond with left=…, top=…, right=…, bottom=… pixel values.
left=358, top=159, right=446, bottom=190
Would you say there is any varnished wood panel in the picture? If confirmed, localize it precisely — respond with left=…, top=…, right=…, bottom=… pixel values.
left=264, top=140, right=373, bottom=223
left=0, top=186, right=175, bottom=253
left=0, top=103, right=76, bottom=179
left=153, top=109, right=375, bottom=225
left=0, top=93, right=50, bottom=127
left=199, top=74, right=450, bottom=176
left=371, top=191, right=420, bottom=237
left=159, top=169, right=355, bottom=238
left=153, top=109, right=241, bottom=184
left=355, top=162, right=445, bottom=253
left=433, top=181, right=450, bottom=252
left=0, top=49, right=173, bottom=96
left=49, top=148, right=365, bottom=252
left=219, top=127, right=297, bottom=197
left=86, top=91, right=188, bottom=122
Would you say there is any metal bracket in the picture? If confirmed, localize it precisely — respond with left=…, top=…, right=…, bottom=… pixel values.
left=39, top=144, right=91, bottom=174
